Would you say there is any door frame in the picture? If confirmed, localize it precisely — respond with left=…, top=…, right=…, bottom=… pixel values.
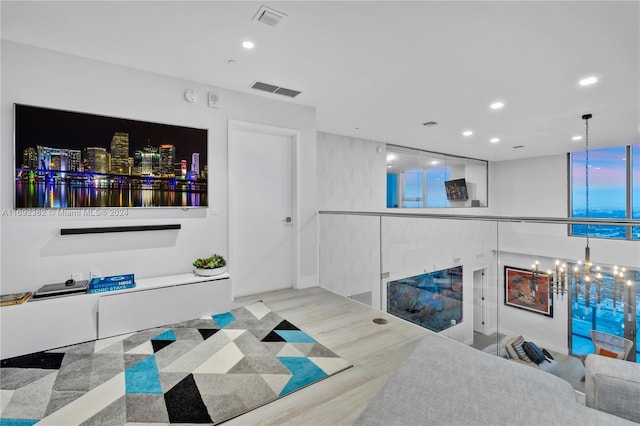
left=227, top=120, right=301, bottom=295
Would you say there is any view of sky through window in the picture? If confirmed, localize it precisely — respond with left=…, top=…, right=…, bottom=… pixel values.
left=571, top=144, right=639, bottom=240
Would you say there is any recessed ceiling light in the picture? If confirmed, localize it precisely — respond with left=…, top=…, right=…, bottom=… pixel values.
left=490, top=137, right=500, bottom=143
left=490, top=101, right=505, bottom=110
left=242, top=40, right=255, bottom=49
left=579, top=76, right=598, bottom=86
left=387, top=165, right=393, bottom=168
left=430, top=160, right=439, bottom=165
left=387, top=154, right=396, bottom=162
left=462, top=130, right=473, bottom=137
left=572, top=135, right=583, bottom=141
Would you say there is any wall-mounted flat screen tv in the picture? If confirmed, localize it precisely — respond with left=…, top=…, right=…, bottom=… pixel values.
left=14, top=104, right=208, bottom=208
left=444, top=178, right=468, bottom=201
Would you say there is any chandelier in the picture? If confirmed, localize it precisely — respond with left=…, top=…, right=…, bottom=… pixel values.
left=530, top=114, right=634, bottom=318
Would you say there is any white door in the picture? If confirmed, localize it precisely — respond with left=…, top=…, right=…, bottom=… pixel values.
left=229, top=125, right=294, bottom=297
left=473, top=269, right=486, bottom=334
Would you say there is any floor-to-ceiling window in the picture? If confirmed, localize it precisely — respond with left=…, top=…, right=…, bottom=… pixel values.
left=633, top=144, right=640, bottom=239
left=569, top=144, right=640, bottom=361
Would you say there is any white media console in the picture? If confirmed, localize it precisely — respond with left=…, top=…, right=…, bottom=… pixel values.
left=0, top=273, right=232, bottom=359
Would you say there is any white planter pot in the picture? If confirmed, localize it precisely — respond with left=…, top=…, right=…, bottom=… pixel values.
left=194, top=266, right=226, bottom=277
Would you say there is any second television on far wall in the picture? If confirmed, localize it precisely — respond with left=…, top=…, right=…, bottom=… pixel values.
left=14, top=104, right=208, bottom=209
left=444, top=178, right=468, bottom=201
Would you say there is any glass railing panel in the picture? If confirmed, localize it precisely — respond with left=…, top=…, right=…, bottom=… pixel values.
left=317, top=211, right=639, bottom=393
left=379, top=216, right=498, bottom=347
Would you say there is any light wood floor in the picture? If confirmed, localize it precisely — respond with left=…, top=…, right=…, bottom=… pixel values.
left=227, top=286, right=435, bottom=426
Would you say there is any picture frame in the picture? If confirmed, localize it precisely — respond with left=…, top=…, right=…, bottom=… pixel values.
left=504, top=266, right=553, bottom=317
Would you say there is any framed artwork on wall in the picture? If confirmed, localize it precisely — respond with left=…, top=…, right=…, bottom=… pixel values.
left=504, top=266, right=553, bottom=317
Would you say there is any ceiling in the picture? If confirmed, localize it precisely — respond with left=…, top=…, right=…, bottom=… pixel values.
left=2, top=1, right=639, bottom=161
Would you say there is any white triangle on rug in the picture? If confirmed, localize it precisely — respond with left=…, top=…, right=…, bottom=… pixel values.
left=245, top=302, right=271, bottom=320
left=260, top=373, right=291, bottom=395
left=221, top=329, right=245, bottom=340
left=308, top=357, right=352, bottom=375
left=276, top=343, right=305, bottom=358
left=94, top=333, right=133, bottom=353
left=125, top=341, right=154, bottom=355
left=193, top=341, right=244, bottom=374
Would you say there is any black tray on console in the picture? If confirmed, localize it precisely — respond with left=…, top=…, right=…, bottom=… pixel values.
left=32, top=280, right=89, bottom=299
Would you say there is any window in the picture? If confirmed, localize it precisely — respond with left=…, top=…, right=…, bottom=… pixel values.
left=570, top=144, right=640, bottom=240
left=386, top=145, right=487, bottom=209
left=633, top=144, right=640, bottom=239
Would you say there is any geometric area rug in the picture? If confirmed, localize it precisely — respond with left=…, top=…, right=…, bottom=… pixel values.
left=0, top=302, right=352, bottom=425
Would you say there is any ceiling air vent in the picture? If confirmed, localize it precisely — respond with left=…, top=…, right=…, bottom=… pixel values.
left=250, top=81, right=301, bottom=98
left=253, top=5, right=287, bottom=27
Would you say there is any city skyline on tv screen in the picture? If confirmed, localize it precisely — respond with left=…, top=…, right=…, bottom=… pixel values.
left=14, top=104, right=208, bottom=208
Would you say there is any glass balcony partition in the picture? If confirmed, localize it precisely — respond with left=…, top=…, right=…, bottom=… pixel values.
left=386, top=145, right=488, bottom=208
left=319, top=211, right=640, bottom=392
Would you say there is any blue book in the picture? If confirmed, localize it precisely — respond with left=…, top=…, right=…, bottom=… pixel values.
left=89, top=283, right=136, bottom=294
left=90, top=274, right=135, bottom=288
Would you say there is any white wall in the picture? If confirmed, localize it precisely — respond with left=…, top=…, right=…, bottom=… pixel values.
left=319, top=214, right=380, bottom=299
left=0, top=41, right=318, bottom=294
left=317, top=132, right=386, bottom=211
left=491, top=154, right=567, bottom=217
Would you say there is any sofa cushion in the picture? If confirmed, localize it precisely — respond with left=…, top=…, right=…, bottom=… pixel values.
left=505, top=340, right=519, bottom=359
left=585, top=354, right=640, bottom=423
left=511, top=335, right=532, bottom=363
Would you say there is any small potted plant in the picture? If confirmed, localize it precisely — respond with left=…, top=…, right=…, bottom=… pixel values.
left=193, top=254, right=227, bottom=276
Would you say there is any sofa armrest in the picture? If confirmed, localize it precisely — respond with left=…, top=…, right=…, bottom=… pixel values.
left=585, top=354, right=640, bottom=423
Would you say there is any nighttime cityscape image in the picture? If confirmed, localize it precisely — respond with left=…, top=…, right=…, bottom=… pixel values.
left=14, top=104, right=208, bottom=208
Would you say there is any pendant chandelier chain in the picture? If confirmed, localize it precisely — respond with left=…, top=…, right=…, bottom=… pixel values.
left=584, top=115, right=590, bottom=249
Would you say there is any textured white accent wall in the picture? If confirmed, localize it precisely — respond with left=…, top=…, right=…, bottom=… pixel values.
left=317, top=132, right=386, bottom=211
left=1, top=41, right=317, bottom=293
left=319, top=214, right=380, bottom=300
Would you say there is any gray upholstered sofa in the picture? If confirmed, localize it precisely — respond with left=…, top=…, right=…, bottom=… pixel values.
left=585, top=354, right=640, bottom=423
left=355, top=334, right=639, bottom=425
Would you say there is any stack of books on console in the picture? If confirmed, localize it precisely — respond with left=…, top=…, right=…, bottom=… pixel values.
left=89, top=274, right=136, bottom=294
left=0, top=292, right=32, bottom=306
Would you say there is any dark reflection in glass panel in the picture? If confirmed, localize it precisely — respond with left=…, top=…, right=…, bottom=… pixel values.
left=387, top=266, right=463, bottom=332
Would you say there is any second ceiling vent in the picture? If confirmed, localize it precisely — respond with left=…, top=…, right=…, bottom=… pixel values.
left=253, top=5, right=287, bottom=27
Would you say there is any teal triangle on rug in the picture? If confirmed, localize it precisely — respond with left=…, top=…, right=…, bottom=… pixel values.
left=0, top=302, right=352, bottom=425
